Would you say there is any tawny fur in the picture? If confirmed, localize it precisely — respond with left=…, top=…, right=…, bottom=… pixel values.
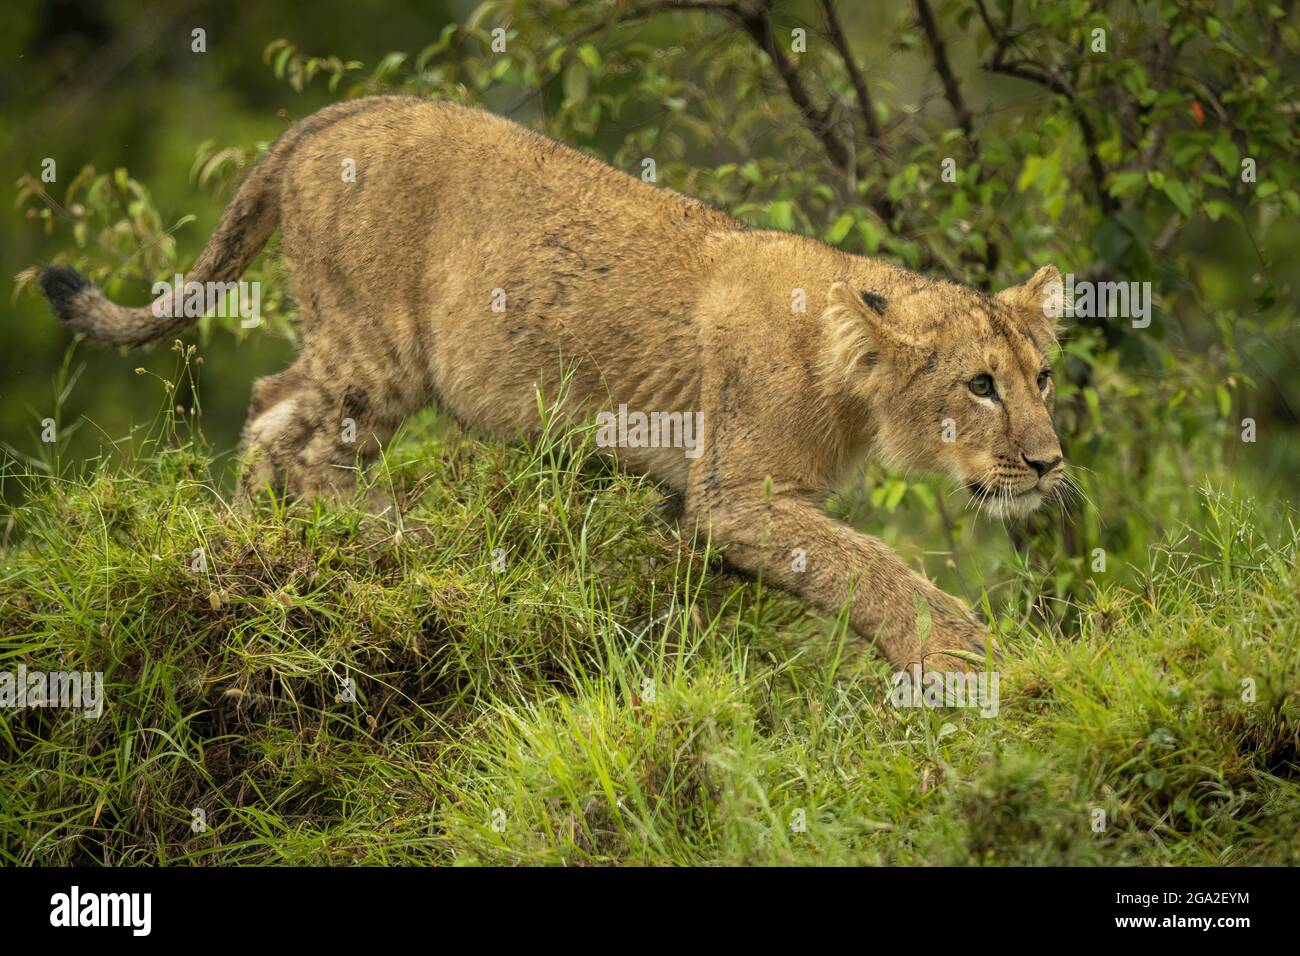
left=40, top=95, right=1068, bottom=672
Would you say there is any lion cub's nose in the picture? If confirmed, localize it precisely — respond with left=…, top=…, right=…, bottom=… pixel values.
left=1023, top=453, right=1063, bottom=477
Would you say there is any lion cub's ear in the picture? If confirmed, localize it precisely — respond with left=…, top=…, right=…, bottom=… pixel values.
left=826, top=282, right=923, bottom=345
left=995, top=265, right=1064, bottom=343
left=824, top=281, right=921, bottom=377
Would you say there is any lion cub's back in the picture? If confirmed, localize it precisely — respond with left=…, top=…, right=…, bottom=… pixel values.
left=275, top=97, right=732, bottom=470
left=278, top=94, right=735, bottom=325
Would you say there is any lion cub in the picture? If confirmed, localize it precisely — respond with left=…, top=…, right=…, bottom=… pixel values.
left=40, top=96, right=1065, bottom=672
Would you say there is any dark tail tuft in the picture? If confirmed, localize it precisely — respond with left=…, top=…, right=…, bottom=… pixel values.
left=38, top=265, right=94, bottom=325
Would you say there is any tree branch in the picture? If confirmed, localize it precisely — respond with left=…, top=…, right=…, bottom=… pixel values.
left=973, top=0, right=1011, bottom=57
left=730, top=1, right=852, bottom=172
left=732, top=1, right=905, bottom=225
left=558, top=1, right=894, bottom=210
left=818, top=0, right=885, bottom=150
left=563, top=0, right=860, bottom=180
left=548, top=0, right=917, bottom=250
left=911, top=0, right=999, bottom=277
left=554, top=0, right=742, bottom=46
left=914, top=0, right=975, bottom=143
left=977, top=13, right=1117, bottom=214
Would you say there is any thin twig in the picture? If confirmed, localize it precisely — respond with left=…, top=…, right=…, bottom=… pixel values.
left=818, top=0, right=885, bottom=150
left=914, top=0, right=975, bottom=143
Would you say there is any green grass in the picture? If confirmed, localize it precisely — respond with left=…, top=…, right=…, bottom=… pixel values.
left=1, top=397, right=1298, bottom=865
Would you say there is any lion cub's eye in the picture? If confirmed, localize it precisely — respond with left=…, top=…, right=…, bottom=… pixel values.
left=1037, top=368, right=1052, bottom=390
left=968, top=374, right=996, bottom=398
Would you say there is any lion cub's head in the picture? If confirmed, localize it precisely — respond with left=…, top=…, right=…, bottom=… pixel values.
left=825, top=266, right=1067, bottom=518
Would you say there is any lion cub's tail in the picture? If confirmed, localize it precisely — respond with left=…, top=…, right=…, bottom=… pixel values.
left=38, top=159, right=281, bottom=348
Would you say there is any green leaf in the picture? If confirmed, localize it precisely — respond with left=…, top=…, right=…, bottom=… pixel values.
left=908, top=483, right=936, bottom=511
left=562, top=61, right=588, bottom=104
left=1084, top=387, right=1102, bottom=425
left=825, top=213, right=854, bottom=245
left=1216, top=384, right=1231, bottom=418
left=884, top=481, right=907, bottom=510
left=1160, top=178, right=1194, bottom=217
left=464, top=1, right=500, bottom=33
left=1209, top=134, right=1239, bottom=175
left=373, top=51, right=407, bottom=78
left=857, top=220, right=884, bottom=253
left=768, top=200, right=794, bottom=231
left=576, top=43, right=602, bottom=71
left=1108, top=170, right=1146, bottom=198
left=1203, top=200, right=1242, bottom=224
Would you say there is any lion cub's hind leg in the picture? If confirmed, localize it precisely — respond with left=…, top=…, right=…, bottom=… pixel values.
left=238, top=355, right=401, bottom=503
left=238, top=361, right=311, bottom=500
left=292, top=377, right=402, bottom=502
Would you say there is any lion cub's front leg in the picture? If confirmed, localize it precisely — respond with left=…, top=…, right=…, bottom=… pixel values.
left=688, top=492, right=989, bottom=671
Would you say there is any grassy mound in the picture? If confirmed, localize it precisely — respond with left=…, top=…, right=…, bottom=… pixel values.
left=1, top=414, right=1297, bottom=865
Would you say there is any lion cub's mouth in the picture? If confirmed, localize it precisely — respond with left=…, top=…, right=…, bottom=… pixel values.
left=965, top=480, right=1044, bottom=513
left=966, top=479, right=1038, bottom=498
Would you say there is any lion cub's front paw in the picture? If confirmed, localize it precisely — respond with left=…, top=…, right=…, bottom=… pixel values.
left=912, top=616, right=996, bottom=673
